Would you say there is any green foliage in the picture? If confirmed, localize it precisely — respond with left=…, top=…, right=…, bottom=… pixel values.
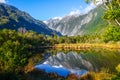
left=116, top=64, right=120, bottom=73
left=103, top=25, right=120, bottom=42
left=111, top=64, right=120, bottom=80
left=103, top=8, right=120, bottom=25
left=0, top=29, right=52, bottom=79
left=53, top=33, right=102, bottom=44
left=103, top=9, right=120, bottom=21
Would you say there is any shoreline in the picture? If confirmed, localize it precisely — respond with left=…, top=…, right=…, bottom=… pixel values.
left=53, top=43, right=120, bottom=50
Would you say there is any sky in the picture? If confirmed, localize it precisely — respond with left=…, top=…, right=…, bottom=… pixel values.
left=0, top=0, right=96, bottom=20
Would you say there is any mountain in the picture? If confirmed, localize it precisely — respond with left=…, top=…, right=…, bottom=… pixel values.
left=45, top=6, right=108, bottom=36
left=0, top=3, right=60, bottom=35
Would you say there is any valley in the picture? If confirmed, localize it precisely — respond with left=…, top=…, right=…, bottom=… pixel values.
left=0, top=0, right=120, bottom=80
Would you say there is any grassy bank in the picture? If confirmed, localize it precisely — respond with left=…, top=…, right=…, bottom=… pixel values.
left=53, top=43, right=120, bottom=50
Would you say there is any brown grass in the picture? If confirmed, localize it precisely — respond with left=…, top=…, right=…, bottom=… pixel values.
left=53, top=43, right=120, bottom=50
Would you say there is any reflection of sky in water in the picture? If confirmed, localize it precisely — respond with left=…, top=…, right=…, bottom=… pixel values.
left=35, top=64, right=87, bottom=77
left=69, top=69, right=87, bottom=76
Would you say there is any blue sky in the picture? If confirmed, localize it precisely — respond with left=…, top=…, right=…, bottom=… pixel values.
left=0, top=0, right=95, bottom=20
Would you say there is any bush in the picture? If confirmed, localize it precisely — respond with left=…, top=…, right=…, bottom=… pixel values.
left=103, top=25, right=120, bottom=43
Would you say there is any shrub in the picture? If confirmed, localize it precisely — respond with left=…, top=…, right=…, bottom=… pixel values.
left=103, top=25, right=120, bottom=42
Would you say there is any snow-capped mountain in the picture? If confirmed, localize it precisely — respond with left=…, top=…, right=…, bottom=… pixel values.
left=45, top=6, right=108, bottom=36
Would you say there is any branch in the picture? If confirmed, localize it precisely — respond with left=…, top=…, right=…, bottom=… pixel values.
left=102, top=0, right=110, bottom=9
left=115, top=19, right=120, bottom=26
left=99, top=4, right=107, bottom=10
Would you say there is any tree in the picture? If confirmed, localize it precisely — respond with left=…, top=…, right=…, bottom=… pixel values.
left=0, top=29, right=52, bottom=80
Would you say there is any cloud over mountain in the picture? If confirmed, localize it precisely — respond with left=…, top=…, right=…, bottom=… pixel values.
left=84, top=3, right=96, bottom=14
left=68, top=9, right=81, bottom=16
left=0, top=0, right=6, bottom=3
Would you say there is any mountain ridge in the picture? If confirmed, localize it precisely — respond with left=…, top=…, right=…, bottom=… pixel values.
left=0, top=3, right=61, bottom=35
left=45, top=6, right=108, bottom=36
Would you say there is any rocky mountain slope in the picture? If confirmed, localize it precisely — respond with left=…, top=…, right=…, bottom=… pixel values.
left=45, top=6, right=108, bottom=36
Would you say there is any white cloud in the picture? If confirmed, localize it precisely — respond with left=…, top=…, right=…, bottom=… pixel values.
left=96, top=0, right=103, bottom=5
left=83, top=0, right=103, bottom=14
left=43, top=21, right=48, bottom=24
left=68, top=2, right=100, bottom=16
left=68, top=9, right=81, bottom=16
left=0, top=0, right=6, bottom=3
left=83, top=3, right=96, bottom=14
left=52, top=17, right=62, bottom=20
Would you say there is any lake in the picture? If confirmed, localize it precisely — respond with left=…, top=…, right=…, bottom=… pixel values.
left=35, top=48, right=120, bottom=77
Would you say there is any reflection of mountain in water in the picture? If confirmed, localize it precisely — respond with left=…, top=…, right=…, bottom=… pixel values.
left=41, top=49, right=120, bottom=72
left=43, top=52, right=93, bottom=71
left=35, top=49, right=120, bottom=77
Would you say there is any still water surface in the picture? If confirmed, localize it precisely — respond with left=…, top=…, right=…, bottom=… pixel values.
left=35, top=49, right=120, bottom=77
